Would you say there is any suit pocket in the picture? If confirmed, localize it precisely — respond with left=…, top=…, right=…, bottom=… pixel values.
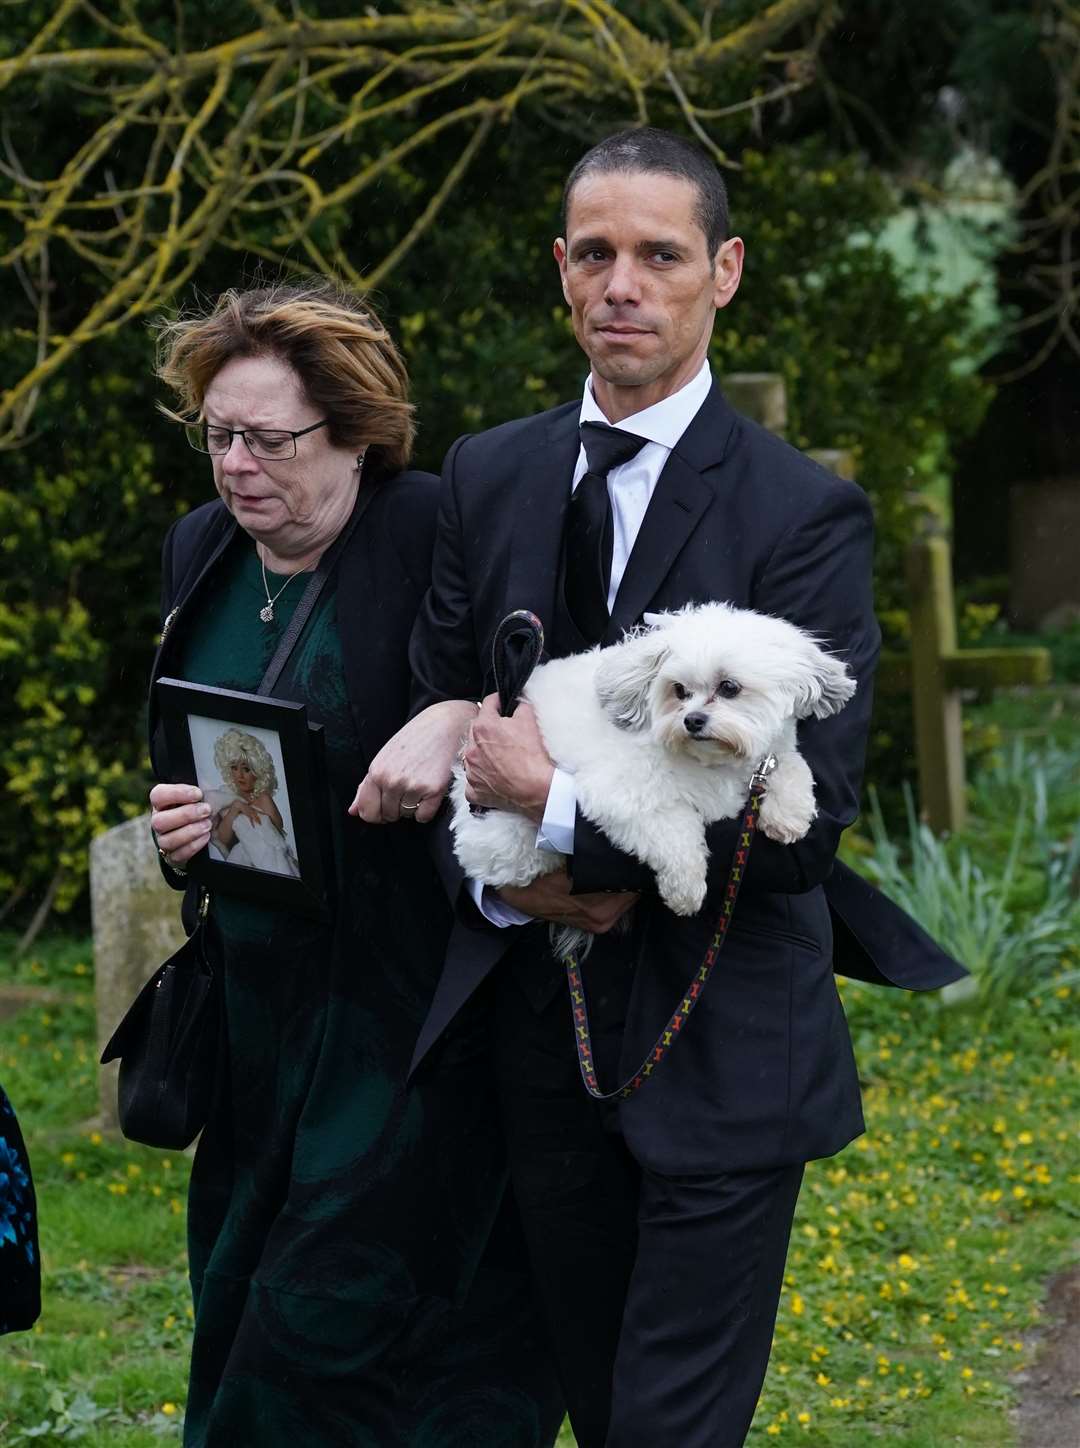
left=728, top=918, right=822, bottom=954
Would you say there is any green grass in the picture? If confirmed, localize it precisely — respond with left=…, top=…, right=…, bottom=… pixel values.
left=748, top=979, right=1077, bottom=1443
left=1, top=963, right=190, bottom=1444
left=2, top=688, right=1077, bottom=1445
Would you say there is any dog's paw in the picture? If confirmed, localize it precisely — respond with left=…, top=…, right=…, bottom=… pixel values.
left=759, top=796, right=814, bottom=844
left=657, top=867, right=707, bottom=917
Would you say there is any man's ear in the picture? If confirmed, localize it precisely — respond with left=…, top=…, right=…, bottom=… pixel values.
left=594, top=629, right=670, bottom=731
left=554, top=237, right=571, bottom=306
left=713, top=236, right=744, bottom=312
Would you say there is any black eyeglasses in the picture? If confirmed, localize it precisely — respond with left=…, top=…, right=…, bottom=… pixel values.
left=187, top=419, right=329, bottom=461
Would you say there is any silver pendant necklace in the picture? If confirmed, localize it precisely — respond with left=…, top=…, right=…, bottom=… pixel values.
left=259, top=554, right=305, bottom=623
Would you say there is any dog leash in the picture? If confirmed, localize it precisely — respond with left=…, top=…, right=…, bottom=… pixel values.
left=565, top=753, right=777, bottom=1102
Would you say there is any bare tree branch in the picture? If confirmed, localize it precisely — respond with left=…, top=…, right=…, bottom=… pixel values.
left=0, top=0, right=832, bottom=440
left=993, top=0, right=1080, bottom=378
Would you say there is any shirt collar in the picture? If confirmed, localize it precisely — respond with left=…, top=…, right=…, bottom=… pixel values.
left=578, top=358, right=712, bottom=450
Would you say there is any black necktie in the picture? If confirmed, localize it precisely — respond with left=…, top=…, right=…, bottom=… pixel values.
left=565, top=422, right=649, bottom=644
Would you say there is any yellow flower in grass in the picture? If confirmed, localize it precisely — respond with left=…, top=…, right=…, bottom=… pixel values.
left=161, top=1403, right=177, bottom=1416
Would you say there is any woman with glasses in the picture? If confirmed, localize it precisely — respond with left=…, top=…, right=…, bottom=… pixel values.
left=144, top=282, right=562, bottom=1447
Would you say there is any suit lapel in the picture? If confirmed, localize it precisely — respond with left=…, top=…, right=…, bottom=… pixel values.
left=504, top=404, right=581, bottom=649
left=605, top=382, right=737, bottom=642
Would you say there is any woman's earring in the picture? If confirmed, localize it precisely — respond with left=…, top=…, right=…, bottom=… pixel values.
left=357, top=450, right=367, bottom=469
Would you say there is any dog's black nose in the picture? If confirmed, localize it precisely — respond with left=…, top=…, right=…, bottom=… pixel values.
left=684, top=711, right=708, bottom=735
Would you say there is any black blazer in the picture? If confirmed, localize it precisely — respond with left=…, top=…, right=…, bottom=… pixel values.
left=408, top=384, right=963, bottom=1175
left=147, top=472, right=441, bottom=921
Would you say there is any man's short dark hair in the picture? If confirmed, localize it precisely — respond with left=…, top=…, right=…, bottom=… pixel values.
left=562, top=127, right=730, bottom=259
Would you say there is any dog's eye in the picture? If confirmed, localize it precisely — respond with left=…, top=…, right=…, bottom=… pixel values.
left=717, top=679, right=741, bottom=699
left=673, top=683, right=690, bottom=701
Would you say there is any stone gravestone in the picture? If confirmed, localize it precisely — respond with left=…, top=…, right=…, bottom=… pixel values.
left=91, top=813, right=187, bottom=1130
left=1010, top=479, right=1080, bottom=629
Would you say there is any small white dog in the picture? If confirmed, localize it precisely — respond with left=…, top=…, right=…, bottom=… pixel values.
left=451, top=601, right=855, bottom=948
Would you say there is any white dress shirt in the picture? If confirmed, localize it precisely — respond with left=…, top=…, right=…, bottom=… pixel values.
left=472, top=360, right=713, bottom=926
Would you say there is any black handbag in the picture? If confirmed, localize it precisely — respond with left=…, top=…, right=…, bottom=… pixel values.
left=100, top=893, right=219, bottom=1150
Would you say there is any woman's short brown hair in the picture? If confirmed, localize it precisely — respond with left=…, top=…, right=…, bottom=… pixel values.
left=155, top=280, right=415, bottom=479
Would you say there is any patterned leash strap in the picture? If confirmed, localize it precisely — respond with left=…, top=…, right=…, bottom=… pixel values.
left=567, top=753, right=777, bottom=1102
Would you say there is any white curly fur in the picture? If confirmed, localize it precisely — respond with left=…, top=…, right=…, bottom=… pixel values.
left=451, top=601, right=855, bottom=957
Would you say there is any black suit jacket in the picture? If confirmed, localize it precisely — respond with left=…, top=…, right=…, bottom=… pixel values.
left=147, top=472, right=442, bottom=924
left=408, top=385, right=963, bottom=1175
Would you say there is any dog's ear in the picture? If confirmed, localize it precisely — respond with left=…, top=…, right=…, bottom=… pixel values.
left=789, top=642, right=857, bottom=720
left=594, top=630, right=671, bottom=730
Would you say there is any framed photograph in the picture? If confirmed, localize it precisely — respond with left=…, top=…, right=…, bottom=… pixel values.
left=155, top=678, right=330, bottom=918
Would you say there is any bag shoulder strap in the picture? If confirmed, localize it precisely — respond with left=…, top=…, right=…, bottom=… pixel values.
left=257, top=484, right=375, bottom=697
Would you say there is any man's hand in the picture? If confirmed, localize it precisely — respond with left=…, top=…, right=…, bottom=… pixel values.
left=351, top=699, right=478, bottom=823
left=462, top=696, right=555, bottom=821
left=496, top=868, right=638, bottom=934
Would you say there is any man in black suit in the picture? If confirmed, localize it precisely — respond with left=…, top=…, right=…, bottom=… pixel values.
left=399, top=128, right=959, bottom=1447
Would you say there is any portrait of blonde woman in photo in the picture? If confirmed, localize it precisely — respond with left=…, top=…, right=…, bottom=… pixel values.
left=198, top=725, right=299, bottom=877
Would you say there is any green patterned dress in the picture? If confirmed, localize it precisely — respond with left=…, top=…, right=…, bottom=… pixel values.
left=174, top=542, right=562, bottom=1447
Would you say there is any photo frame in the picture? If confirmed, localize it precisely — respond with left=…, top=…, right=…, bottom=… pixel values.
left=155, top=678, right=331, bottom=918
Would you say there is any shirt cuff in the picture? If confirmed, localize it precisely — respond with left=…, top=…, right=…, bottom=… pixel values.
left=467, top=877, right=534, bottom=928
left=536, top=767, right=577, bottom=855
